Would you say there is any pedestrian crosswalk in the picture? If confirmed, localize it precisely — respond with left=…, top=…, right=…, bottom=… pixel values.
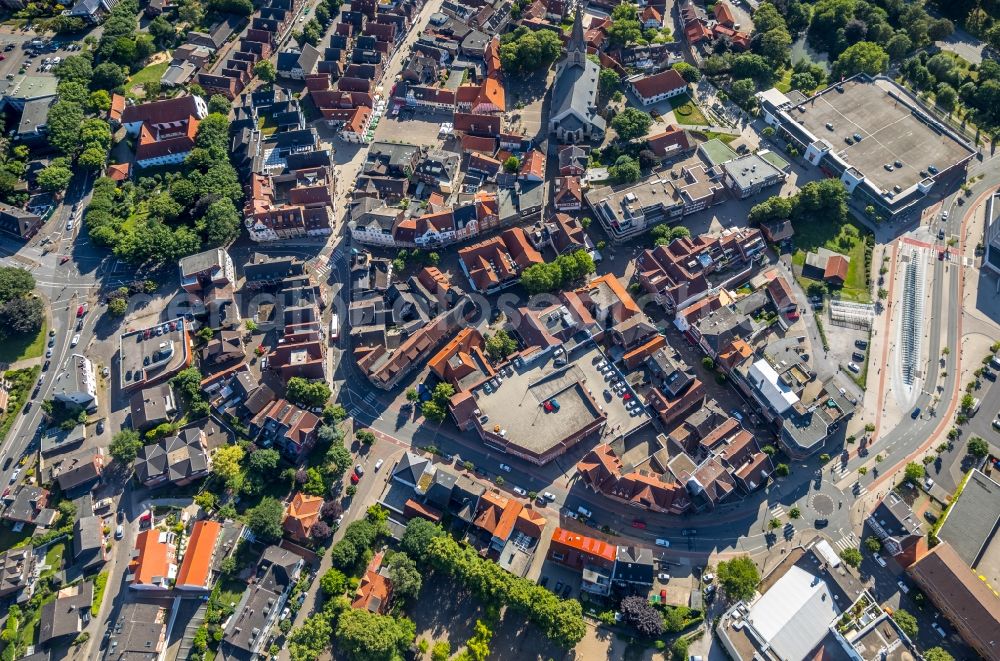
left=833, top=532, right=860, bottom=553
left=768, top=503, right=786, bottom=519
left=313, top=247, right=347, bottom=279
left=363, top=391, right=379, bottom=406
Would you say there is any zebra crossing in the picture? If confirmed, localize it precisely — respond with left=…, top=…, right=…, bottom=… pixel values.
left=833, top=532, right=860, bottom=553
left=768, top=502, right=786, bottom=519
left=312, top=247, right=347, bottom=279
left=363, top=391, right=379, bottom=406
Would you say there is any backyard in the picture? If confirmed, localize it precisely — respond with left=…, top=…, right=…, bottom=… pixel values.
left=128, top=61, right=169, bottom=91
left=668, top=95, right=707, bottom=126
left=790, top=218, right=872, bottom=303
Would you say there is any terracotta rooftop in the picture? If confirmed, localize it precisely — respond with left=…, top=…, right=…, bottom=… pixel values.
left=174, top=520, right=221, bottom=589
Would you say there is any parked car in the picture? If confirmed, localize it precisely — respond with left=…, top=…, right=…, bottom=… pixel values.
left=897, top=580, right=910, bottom=594
left=848, top=362, right=860, bottom=373
left=374, top=458, right=384, bottom=471
left=499, top=463, right=512, bottom=472
left=873, top=553, right=887, bottom=567
left=8, top=468, right=20, bottom=484
left=512, top=486, right=527, bottom=496
left=855, top=339, right=868, bottom=349
left=632, top=519, right=647, bottom=529
left=577, top=505, right=593, bottom=518
left=657, top=572, right=670, bottom=581
left=542, top=491, right=556, bottom=502
left=115, top=525, right=124, bottom=539
left=655, top=538, right=670, bottom=548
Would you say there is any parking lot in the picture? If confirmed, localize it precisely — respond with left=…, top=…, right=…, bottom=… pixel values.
left=374, top=105, right=454, bottom=148
left=0, top=36, right=83, bottom=99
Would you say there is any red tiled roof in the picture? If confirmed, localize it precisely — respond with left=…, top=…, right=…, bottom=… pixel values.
left=647, top=125, right=692, bottom=157
left=824, top=255, right=849, bottom=283
left=713, top=1, right=735, bottom=26
left=352, top=551, right=392, bottom=613
left=130, top=530, right=174, bottom=587
left=766, top=275, right=795, bottom=310
left=518, top=150, right=545, bottom=180
left=461, top=133, right=498, bottom=154
left=283, top=492, right=324, bottom=541
left=630, top=69, right=687, bottom=100
left=175, top=520, right=221, bottom=589
left=553, top=176, right=582, bottom=206
left=474, top=490, right=522, bottom=542
left=453, top=112, right=501, bottom=137
left=550, top=527, right=616, bottom=563
left=110, top=93, right=126, bottom=122
left=122, top=95, right=203, bottom=127
left=106, top=163, right=130, bottom=181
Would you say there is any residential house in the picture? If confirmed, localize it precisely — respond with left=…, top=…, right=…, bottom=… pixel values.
left=283, top=492, right=324, bottom=543
left=39, top=581, right=93, bottom=647
left=0, top=202, right=43, bottom=240
left=2, top=486, right=57, bottom=526
left=276, top=44, right=321, bottom=79
left=178, top=248, right=235, bottom=294
left=47, top=447, right=104, bottom=497
left=128, top=529, right=178, bottom=590
left=558, top=145, right=588, bottom=176
left=104, top=602, right=167, bottom=661
left=134, top=427, right=211, bottom=488
left=129, top=384, right=177, bottom=432
left=175, top=520, right=223, bottom=591
left=548, top=527, right=616, bottom=595
left=553, top=176, right=583, bottom=211
left=73, top=515, right=106, bottom=571
left=351, top=550, right=393, bottom=613
left=250, top=399, right=319, bottom=460
left=0, top=547, right=34, bottom=601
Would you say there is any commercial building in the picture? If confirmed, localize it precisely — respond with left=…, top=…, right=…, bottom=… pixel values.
left=757, top=75, right=976, bottom=219
left=716, top=539, right=898, bottom=661
left=585, top=155, right=725, bottom=243
left=984, top=192, right=1000, bottom=276
left=118, top=319, right=193, bottom=392
left=120, top=95, right=209, bottom=168
left=51, top=354, right=99, bottom=413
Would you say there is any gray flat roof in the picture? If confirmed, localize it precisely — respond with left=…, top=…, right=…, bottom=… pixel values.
left=938, top=469, right=1000, bottom=591
left=472, top=343, right=649, bottom=455
left=795, top=78, right=973, bottom=193
left=119, top=319, right=190, bottom=390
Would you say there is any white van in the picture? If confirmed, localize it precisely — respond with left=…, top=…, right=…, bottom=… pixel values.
left=577, top=505, right=593, bottom=518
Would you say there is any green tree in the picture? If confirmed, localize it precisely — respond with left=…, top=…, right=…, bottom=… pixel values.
left=198, top=198, right=241, bottom=245
left=717, top=556, right=760, bottom=601
left=248, top=448, right=280, bottom=475
left=672, top=61, right=701, bottom=83
left=903, top=462, right=925, bottom=484
left=0, top=267, right=34, bottom=303
left=400, top=518, right=444, bottom=562
left=599, top=67, right=621, bottom=97
left=334, top=610, right=416, bottom=661
left=88, top=89, right=113, bottom=113
left=729, top=78, right=758, bottom=107
left=147, top=15, right=175, bottom=46
left=923, top=648, right=954, bottom=661
left=54, top=55, right=93, bottom=85
left=385, top=552, right=422, bottom=601
left=286, top=377, right=332, bottom=409
left=484, top=330, right=517, bottom=362
left=775, top=463, right=790, bottom=477
left=255, top=60, right=276, bottom=83
left=431, top=641, right=451, bottom=661
left=840, top=547, right=862, bottom=568
left=864, top=536, right=881, bottom=552
left=892, top=609, right=918, bottom=638
left=607, top=3, right=642, bottom=47
left=609, top=155, right=641, bottom=183
left=320, top=567, right=347, bottom=597
left=109, top=429, right=143, bottom=464
left=208, top=95, right=232, bottom=115
left=212, top=445, right=246, bottom=492
left=194, top=491, right=217, bottom=512
left=92, top=62, right=128, bottom=90
left=108, top=297, right=128, bottom=316
left=612, top=108, right=653, bottom=141
left=503, top=156, right=520, bottom=173
left=47, top=102, right=86, bottom=154
left=247, top=497, right=285, bottom=541
left=421, top=400, right=446, bottom=422
left=833, top=41, right=889, bottom=78
left=967, top=436, right=990, bottom=458
left=288, top=610, right=333, bottom=661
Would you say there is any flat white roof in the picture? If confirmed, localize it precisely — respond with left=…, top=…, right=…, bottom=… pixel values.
left=749, top=359, right=799, bottom=414
left=747, top=565, right=841, bottom=661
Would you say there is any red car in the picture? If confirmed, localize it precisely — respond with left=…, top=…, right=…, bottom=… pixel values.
left=787, top=311, right=800, bottom=321
left=350, top=473, right=360, bottom=484
left=632, top=519, right=647, bottom=529
left=76, top=305, right=85, bottom=317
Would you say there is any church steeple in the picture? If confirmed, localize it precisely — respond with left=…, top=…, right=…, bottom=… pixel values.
left=566, top=9, right=586, bottom=67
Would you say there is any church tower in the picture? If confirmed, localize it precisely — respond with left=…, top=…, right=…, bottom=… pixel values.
left=566, top=10, right=587, bottom=69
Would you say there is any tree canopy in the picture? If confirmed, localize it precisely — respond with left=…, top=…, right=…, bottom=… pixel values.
left=246, top=497, right=285, bottom=542
left=520, top=250, right=594, bottom=295
left=110, top=429, right=143, bottom=464
left=611, top=108, right=653, bottom=141
left=334, top=609, right=416, bottom=661
left=286, top=377, right=332, bottom=409
left=717, top=555, right=760, bottom=601
left=499, top=27, right=562, bottom=72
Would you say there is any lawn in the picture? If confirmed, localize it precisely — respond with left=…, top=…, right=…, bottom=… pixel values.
left=791, top=219, right=872, bottom=303
left=775, top=68, right=793, bottom=93
left=691, top=129, right=738, bottom=144
left=0, top=367, right=40, bottom=447
left=92, top=570, right=110, bottom=611
left=0, top=320, right=46, bottom=364
left=129, top=61, right=169, bottom=89
left=42, top=541, right=65, bottom=577
left=669, top=94, right=708, bottom=126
